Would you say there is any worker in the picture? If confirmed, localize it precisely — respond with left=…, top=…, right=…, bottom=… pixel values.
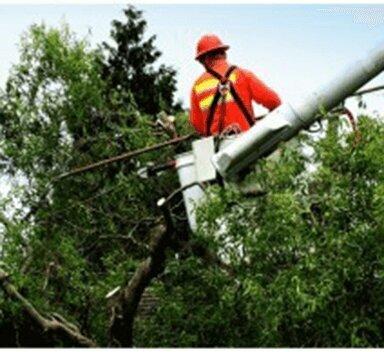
left=190, top=34, right=282, bottom=137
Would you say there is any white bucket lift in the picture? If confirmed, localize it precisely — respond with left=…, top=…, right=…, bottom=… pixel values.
left=175, top=135, right=241, bottom=231
left=213, top=41, right=384, bottom=177
left=175, top=152, right=204, bottom=232
left=176, top=40, right=384, bottom=232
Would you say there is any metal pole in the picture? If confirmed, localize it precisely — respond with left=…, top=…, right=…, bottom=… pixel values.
left=212, top=41, right=384, bottom=177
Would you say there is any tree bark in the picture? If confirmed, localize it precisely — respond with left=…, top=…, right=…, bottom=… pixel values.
left=0, top=269, right=97, bottom=347
left=108, top=204, right=174, bottom=347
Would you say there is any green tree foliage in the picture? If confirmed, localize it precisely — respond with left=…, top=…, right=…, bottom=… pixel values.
left=0, top=19, right=189, bottom=347
left=1, top=6, right=384, bottom=348
left=101, top=5, right=182, bottom=115
left=135, top=116, right=384, bottom=347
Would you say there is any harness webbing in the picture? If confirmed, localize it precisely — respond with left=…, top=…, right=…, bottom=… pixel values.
left=204, top=65, right=255, bottom=136
left=228, top=83, right=255, bottom=127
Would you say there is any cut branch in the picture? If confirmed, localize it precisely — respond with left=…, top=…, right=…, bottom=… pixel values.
left=0, top=269, right=97, bottom=347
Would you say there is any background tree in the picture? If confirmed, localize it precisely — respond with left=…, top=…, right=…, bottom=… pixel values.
left=101, top=5, right=182, bottom=116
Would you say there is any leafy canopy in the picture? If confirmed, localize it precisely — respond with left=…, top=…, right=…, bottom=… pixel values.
left=136, top=116, right=384, bottom=347
left=1, top=6, right=384, bottom=348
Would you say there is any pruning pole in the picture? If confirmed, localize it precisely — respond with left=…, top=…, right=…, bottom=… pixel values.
left=55, top=134, right=194, bottom=181
left=351, top=84, right=384, bottom=96
left=55, top=85, right=383, bottom=181
left=212, top=41, right=384, bottom=177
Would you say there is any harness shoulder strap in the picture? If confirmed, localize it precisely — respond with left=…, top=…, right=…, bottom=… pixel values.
left=205, top=65, right=237, bottom=136
left=205, top=65, right=236, bottom=82
left=228, top=81, right=255, bottom=128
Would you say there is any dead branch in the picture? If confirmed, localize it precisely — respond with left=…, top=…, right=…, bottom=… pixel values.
left=108, top=204, right=175, bottom=347
left=0, top=269, right=97, bottom=347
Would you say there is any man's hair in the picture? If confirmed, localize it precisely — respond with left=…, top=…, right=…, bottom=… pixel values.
left=199, top=49, right=227, bottom=62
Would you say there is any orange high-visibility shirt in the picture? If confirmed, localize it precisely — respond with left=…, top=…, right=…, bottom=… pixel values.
left=189, top=59, right=282, bottom=136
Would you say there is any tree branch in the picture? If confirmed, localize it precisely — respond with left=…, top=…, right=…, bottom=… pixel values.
left=106, top=199, right=236, bottom=347
left=108, top=203, right=175, bottom=347
left=0, top=269, right=97, bottom=347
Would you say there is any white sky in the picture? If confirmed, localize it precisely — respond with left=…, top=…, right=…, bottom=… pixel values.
left=0, top=4, right=383, bottom=117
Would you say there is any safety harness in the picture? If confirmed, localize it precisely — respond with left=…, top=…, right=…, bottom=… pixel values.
left=204, top=65, right=257, bottom=136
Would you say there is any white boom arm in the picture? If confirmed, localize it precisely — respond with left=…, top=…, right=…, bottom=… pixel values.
left=211, top=41, right=384, bottom=177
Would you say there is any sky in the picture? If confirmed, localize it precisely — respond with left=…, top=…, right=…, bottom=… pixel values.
left=0, top=4, right=383, bottom=116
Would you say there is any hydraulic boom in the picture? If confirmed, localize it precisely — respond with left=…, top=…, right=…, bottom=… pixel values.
left=212, top=41, right=384, bottom=177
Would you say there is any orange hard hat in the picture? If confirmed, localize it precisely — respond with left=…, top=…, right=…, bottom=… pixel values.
left=195, top=34, right=229, bottom=60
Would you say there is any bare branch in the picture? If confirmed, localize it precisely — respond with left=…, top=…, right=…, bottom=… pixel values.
left=0, top=269, right=97, bottom=347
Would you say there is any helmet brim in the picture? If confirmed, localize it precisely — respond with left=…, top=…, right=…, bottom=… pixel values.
left=195, top=45, right=230, bottom=61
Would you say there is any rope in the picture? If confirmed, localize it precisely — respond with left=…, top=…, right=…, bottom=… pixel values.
left=331, top=107, right=361, bottom=147
left=340, top=107, right=362, bottom=147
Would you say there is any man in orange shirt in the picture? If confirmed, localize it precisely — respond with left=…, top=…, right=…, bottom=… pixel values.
left=190, top=34, right=282, bottom=137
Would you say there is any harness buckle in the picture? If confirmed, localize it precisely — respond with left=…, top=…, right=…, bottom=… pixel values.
left=218, top=81, right=230, bottom=96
